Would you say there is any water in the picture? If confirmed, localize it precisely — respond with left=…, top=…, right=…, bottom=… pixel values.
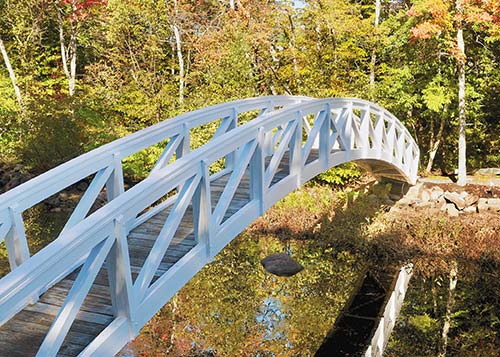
left=125, top=234, right=366, bottom=356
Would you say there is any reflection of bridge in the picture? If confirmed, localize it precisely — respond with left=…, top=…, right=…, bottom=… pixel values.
left=0, top=96, right=419, bottom=356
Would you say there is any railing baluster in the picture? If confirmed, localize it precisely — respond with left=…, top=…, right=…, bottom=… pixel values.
left=193, top=160, right=213, bottom=260
left=107, top=216, right=135, bottom=327
left=359, top=106, right=370, bottom=152
left=4, top=206, right=30, bottom=271
left=107, top=152, right=125, bottom=201
left=289, top=111, right=303, bottom=184
left=134, top=174, right=201, bottom=299
left=150, top=134, right=182, bottom=175
left=250, top=128, right=266, bottom=215
left=212, top=140, right=257, bottom=226
left=224, top=108, right=238, bottom=171
left=264, top=120, right=297, bottom=188
left=319, top=105, right=331, bottom=169
left=62, top=165, right=114, bottom=233
left=176, top=123, right=190, bottom=161
left=37, top=233, right=115, bottom=356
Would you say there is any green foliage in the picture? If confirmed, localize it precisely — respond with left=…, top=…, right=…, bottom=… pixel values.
left=314, top=163, right=362, bottom=186
left=408, top=313, right=439, bottom=334
left=21, top=99, right=86, bottom=172
left=122, top=145, right=163, bottom=181
left=422, top=74, right=453, bottom=112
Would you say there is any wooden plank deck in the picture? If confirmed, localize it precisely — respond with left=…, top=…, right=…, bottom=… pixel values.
left=0, top=150, right=303, bottom=356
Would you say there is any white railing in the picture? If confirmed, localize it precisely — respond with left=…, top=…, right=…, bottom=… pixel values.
left=0, top=97, right=419, bottom=356
left=365, top=264, right=413, bottom=357
left=0, top=95, right=311, bottom=273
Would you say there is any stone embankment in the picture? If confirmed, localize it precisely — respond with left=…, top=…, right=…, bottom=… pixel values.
left=391, top=181, right=500, bottom=217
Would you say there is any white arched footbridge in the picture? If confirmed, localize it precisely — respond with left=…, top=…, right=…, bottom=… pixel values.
left=0, top=96, right=419, bottom=356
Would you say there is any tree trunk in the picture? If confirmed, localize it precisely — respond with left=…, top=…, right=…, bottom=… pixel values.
left=0, top=35, right=24, bottom=109
left=171, top=0, right=184, bottom=105
left=439, top=261, right=458, bottom=357
left=68, top=24, right=77, bottom=97
left=369, top=0, right=381, bottom=90
left=57, top=5, right=77, bottom=97
left=456, top=0, right=467, bottom=186
left=287, top=13, right=300, bottom=91
left=172, top=24, right=184, bottom=105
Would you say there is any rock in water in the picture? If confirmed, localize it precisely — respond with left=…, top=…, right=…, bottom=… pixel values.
left=261, top=253, right=304, bottom=277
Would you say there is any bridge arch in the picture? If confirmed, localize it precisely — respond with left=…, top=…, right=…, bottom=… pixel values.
left=0, top=97, right=418, bottom=356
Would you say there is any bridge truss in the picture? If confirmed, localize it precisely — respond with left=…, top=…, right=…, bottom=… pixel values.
left=0, top=96, right=419, bottom=356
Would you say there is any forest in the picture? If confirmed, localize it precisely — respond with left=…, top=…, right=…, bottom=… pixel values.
left=0, top=0, right=498, bottom=181
left=0, top=1, right=500, bottom=356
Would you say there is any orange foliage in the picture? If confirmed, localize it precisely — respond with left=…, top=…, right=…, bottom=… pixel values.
left=410, top=21, right=442, bottom=40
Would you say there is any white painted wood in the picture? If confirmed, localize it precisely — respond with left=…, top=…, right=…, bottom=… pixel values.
left=134, top=174, right=201, bottom=298
left=149, top=134, right=182, bottom=175
left=264, top=120, right=297, bottom=188
left=107, top=217, right=135, bottom=321
left=0, top=96, right=419, bottom=356
left=192, top=160, right=212, bottom=259
left=4, top=206, right=30, bottom=270
left=62, top=165, right=114, bottom=233
left=366, top=264, right=413, bottom=357
left=37, top=235, right=115, bottom=356
left=212, top=140, right=257, bottom=226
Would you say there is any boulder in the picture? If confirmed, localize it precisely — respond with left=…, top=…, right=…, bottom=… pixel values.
left=463, top=206, right=477, bottom=214
left=430, top=186, right=444, bottom=201
left=476, top=168, right=500, bottom=176
left=420, top=189, right=432, bottom=202
left=445, top=203, right=459, bottom=217
left=261, top=253, right=304, bottom=277
left=444, top=192, right=466, bottom=210
left=478, top=198, right=489, bottom=213
left=414, top=201, right=433, bottom=209
left=405, top=183, right=423, bottom=200
left=436, top=196, right=447, bottom=210
left=464, top=194, right=479, bottom=207
left=487, top=198, right=500, bottom=212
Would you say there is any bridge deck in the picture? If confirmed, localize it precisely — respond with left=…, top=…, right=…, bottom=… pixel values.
left=0, top=151, right=298, bottom=356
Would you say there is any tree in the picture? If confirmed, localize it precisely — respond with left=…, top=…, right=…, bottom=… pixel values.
left=56, top=0, right=106, bottom=97
left=408, top=0, right=499, bottom=184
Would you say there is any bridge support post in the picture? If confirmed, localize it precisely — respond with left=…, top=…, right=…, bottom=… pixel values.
left=193, top=160, right=213, bottom=260
left=224, top=108, right=238, bottom=172
left=289, top=112, right=303, bottom=187
left=106, top=153, right=125, bottom=202
left=4, top=206, right=30, bottom=271
left=319, top=105, right=331, bottom=170
left=176, top=123, right=191, bottom=160
left=250, top=128, right=266, bottom=215
left=107, top=217, right=136, bottom=335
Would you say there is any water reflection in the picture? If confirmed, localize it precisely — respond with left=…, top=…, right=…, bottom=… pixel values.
left=126, top=234, right=366, bottom=356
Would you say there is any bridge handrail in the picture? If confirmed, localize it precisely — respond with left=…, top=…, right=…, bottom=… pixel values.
left=0, top=95, right=310, bottom=212
left=0, top=98, right=419, bottom=331
left=0, top=95, right=311, bottom=272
